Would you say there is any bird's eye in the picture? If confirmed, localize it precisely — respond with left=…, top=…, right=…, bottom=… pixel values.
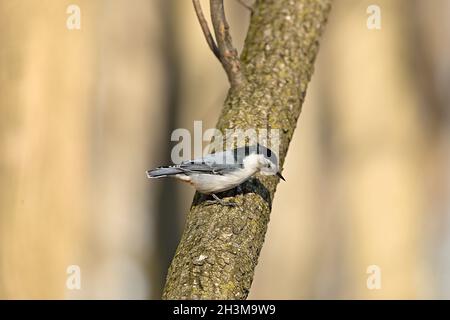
left=267, top=163, right=271, bottom=168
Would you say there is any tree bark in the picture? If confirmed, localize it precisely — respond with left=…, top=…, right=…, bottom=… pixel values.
left=163, top=0, right=331, bottom=299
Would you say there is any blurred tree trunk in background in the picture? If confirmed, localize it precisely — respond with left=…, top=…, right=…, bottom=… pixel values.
left=322, top=0, right=428, bottom=298
left=84, top=0, right=164, bottom=299
left=0, top=0, right=98, bottom=298
left=152, top=0, right=183, bottom=299
left=411, top=0, right=450, bottom=298
left=0, top=0, right=163, bottom=299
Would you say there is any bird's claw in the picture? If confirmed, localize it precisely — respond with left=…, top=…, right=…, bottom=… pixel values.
left=204, top=200, right=236, bottom=207
left=204, top=194, right=237, bottom=207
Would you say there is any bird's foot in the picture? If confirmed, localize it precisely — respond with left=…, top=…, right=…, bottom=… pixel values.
left=204, top=194, right=237, bottom=207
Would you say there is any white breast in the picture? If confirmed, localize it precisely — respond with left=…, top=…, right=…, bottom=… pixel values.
left=175, top=153, right=264, bottom=194
left=190, top=155, right=260, bottom=194
left=189, top=167, right=255, bottom=193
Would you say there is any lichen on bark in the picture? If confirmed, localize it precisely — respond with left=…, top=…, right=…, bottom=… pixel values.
left=162, top=0, right=331, bottom=299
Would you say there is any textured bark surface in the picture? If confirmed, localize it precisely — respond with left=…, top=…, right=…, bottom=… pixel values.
left=163, top=0, right=331, bottom=299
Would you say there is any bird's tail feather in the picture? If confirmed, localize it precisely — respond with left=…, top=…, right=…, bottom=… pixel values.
left=146, top=166, right=182, bottom=178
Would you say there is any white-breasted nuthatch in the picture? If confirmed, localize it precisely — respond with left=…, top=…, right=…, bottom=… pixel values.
left=146, top=144, right=285, bottom=205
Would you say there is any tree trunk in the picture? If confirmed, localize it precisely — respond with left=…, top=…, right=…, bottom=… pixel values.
left=162, top=0, right=331, bottom=299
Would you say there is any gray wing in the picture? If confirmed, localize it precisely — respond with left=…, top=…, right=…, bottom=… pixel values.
left=179, top=150, right=242, bottom=175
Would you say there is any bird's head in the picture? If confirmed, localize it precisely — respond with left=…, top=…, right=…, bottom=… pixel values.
left=248, top=144, right=286, bottom=181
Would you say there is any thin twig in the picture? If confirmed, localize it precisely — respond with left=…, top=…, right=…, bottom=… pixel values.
left=210, top=0, right=244, bottom=88
left=192, top=0, right=220, bottom=60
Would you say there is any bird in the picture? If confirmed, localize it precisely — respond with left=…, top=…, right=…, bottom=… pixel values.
left=146, top=144, right=285, bottom=206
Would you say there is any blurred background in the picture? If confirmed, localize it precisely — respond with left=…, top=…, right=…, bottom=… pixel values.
left=1, top=0, right=450, bottom=299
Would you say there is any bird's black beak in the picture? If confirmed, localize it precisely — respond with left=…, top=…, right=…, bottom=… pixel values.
left=276, top=172, right=286, bottom=181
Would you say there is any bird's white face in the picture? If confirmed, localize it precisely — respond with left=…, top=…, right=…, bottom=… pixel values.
left=258, top=158, right=278, bottom=176
left=242, top=153, right=284, bottom=180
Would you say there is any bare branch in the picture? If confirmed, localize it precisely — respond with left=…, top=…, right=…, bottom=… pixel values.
left=210, top=0, right=244, bottom=88
left=192, top=0, right=220, bottom=60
